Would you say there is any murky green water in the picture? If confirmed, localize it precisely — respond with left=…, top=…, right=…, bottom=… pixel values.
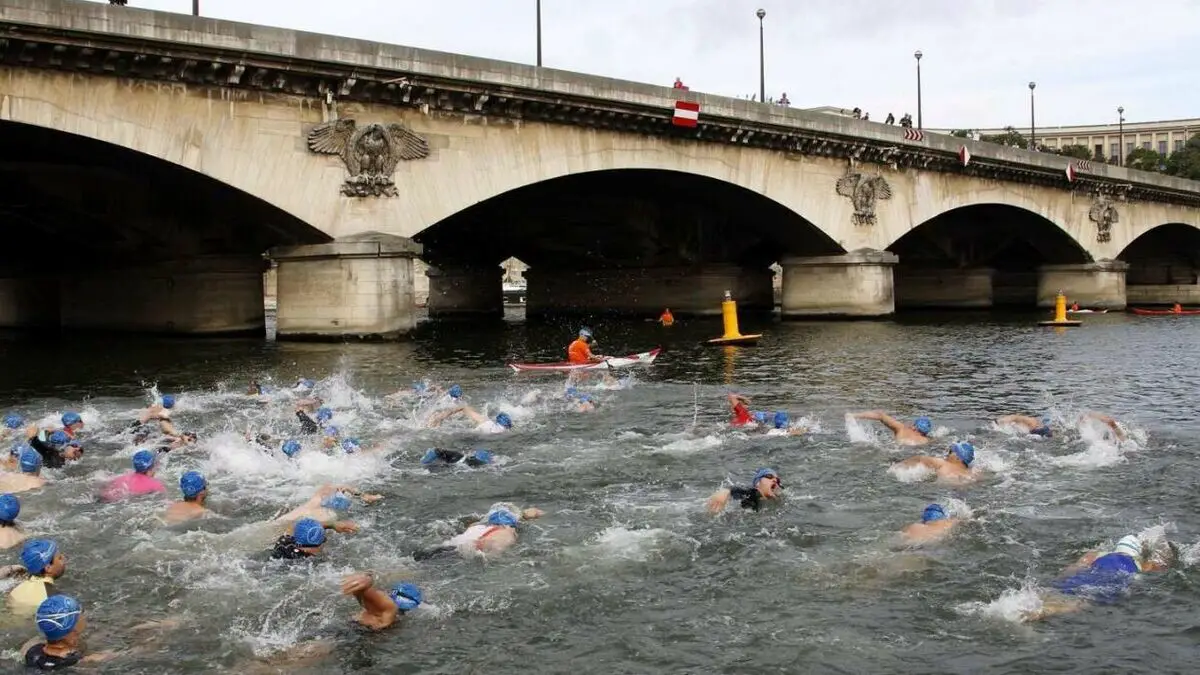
left=0, top=309, right=1197, bottom=673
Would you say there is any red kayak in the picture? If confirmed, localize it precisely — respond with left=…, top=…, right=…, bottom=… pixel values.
left=508, top=348, right=661, bottom=372
left=1129, top=307, right=1200, bottom=316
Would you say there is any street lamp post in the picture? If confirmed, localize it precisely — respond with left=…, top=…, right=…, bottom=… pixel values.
left=192, top=0, right=199, bottom=16
left=914, top=50, right=923, bottom=129
left=1028, top=81, right=1036, bottom=150
left=1118, top=106, right=1125, bottom=166
left=756, top=9, right=766, bottom=102
left=536, top=0, right=542, bottom=67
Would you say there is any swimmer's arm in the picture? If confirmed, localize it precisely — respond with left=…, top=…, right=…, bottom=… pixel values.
left=158, top=419, right=181, bottom=437
left=1060, top=550, right=1103, bottom=575
left=329, top=520, right=359, bottom=534
left=459, top=406, right=488, bottom=425
left=0, top=563, right=28, bottom=579
left=1083, top=413, right=1126, bottom=440
left=855, top=411, right=905, bottom=434
left=425, top=407, right=464, bottom=428
left=727, top=394, right=750, bottom=408
left=80, top=650, right=123, bottom=663
left=520, top=507, right=545, bottom=521
left=787, top=426, right=808, bottom=436
left=997, top=415, right=1037, bottom=427
left=705, top=488, right=732, bottom=514
left=342, top=572, right=399, bottom=622
left=895, top=455, right=940, bottom=470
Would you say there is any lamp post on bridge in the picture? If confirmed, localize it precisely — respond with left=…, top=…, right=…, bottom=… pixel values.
left=192, top=0, right=199, bottom=16
left=1118, top=106, right=1125, bottom=166
left=756, top=8, right=766, bottom=103
left=1028, top=81, right=1036, bottom=150
left=536, top=0, right=542, bottom=67
left=914, top=50, right=923, bottom=130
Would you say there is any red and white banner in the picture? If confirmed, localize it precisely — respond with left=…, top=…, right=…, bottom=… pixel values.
left=1065, top=164, right=1077, bottom=182
left=903, top=128, right=925, bottom=141
left=958, top=145, right=971, bottom=167
left=672, top=100, right=700, bottom=128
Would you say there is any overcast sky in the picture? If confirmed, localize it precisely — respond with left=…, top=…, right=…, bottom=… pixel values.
left=89, top=0, right=1200, bottom=130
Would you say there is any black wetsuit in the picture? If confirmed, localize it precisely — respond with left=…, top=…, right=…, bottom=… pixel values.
left=297, top=411, right=320, bottom=436
left=728, top=486, right=765, bottom=511
left=23, top=644, right=81, bottom=670
left=271, top=535, right=315, bottom=560
left=27, top=436, right=67, bottom=470
left=428, top=448, right=488, bottom=468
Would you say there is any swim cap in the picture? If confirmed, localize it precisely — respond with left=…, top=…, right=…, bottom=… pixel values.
left=1115, top=535, right=1142, bottom=559
left=389, top=582, right=423, bottom=612
left=752, top=468, right=779, bottom=488
left=773, top=411, right=789, bottom=429
left=495, top=413, right=513, bottom=429
left=180, top=471, right=207, bottom=498
left=161, top=394, right=176, bottom=409
left=1042, top=415, right=1052, bottom=425
left=448, top=384, right=463, bottom=400
left=578, top=394, right=594, bottom=404
left=295, top=378, right=315, bottom=391
left=21, top=539, right=58, bottom=575
left=48, top=430, right=69, bottom=446
left=0, top=493, right=20, bottom=522
left=315, top=407, right=333, bottom=423
left=950, top=441, right=975, bottom=467
left=341, top=438, right=361, bottom=454
left=61, top=412, right=82, bottom=427
left=565, top=387, right=578, bottom=398
left=321, top=492, right=352, bottom=511
left=579, top=327, right=593, bottom=339
left=132, top=449, right=156, bottom=473
left=921, top=504, right=947, bottom=523
left=3, top=413, right=22, bottom=429
left=292, top=518, right=326, bottom=547
left=470, top=449, right=493, bottom=465
left=914, top=416, right=932, bottom=435
left=324, top=426, right=340, bottom=437
left=486, top=509, right=520, bottom=527
left=420, top=449, right=439, bottom=465
left=281, top=440, right=301, bottom=457
left=19, top=447, right=42, bottom=473
left=753, top=411, right=768, bottom=424
left=35, top=595, right=81, bottom=641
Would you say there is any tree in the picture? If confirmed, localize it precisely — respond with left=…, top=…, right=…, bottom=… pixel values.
left=979, top=126, right=1027, bottom=149
left=1054, top=144, right=1093, bottom=160
left=950, top=129, right=977, bottom=139
left=1125, top=147, right=1165, bottom=172
left=1164, top=134, right=1200, bottom=181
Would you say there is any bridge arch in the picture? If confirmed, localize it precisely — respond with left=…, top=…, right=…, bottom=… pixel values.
left=1119, top=222, right=1200, bottom=306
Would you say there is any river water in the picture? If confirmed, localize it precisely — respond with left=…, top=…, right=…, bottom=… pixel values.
left=0, top=309, right=1198, bottom=673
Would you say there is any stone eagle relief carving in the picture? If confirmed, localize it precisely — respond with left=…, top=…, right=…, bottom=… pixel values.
left=1088, top=197, right=1119, bottom=244
left=307, top=119, right=430, bottom=197
left=835, top=171, right=892, bottom=226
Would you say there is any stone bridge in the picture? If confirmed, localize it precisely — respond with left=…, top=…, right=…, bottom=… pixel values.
left=2, top=0, right=1199, bottom=337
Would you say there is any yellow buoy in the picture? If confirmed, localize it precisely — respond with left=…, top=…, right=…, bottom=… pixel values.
left=1037, top=291, right=1082, bottom=327
left=707, top=290, right=762, bottom=345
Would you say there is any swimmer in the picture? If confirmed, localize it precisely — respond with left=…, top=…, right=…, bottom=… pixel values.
left=58, top=411, right=85, bottom=440
left=893, top=441, right=977, bottom=484
left=1080, top=412, right=1127, bottom=442
left=413, top=502, right=544, bottom=560
left=155, top=431, right=198, bottom=454
left=340, top=572, right=423, bottom=631
left=270, top=484, right=381, bottom=532
left=427, top=405, right=513, bottom=433
left=0, top=448, right=47, bottom=494
left=1021, top=534, right=1178, bottom=622
left=130, top=394, right=182, bottom=442
left=420, top=448, right=493, bottom=469
left=296, top=405, right=332, bottom=436
left=24, top=427, right=81, bottom=469
left=99, top=450, right=166, bottom=502
left=996, top=414, right=1053, bottom=437
left=279, top=439, right=302, bottom=458
left=2, top=413, right=24, bottom=444
left=164, top=471, right=209, bottom=524
left=727, top=394, right=755, bottom=427
left=0, top=494, right=27, bottom=549
left=385, top=380, right=445, bottom=404
left=321, top=425, right=342, bottom=449
left=565, top=389, right=598, bottom=413
left=705, top=468, right=783, bottom=514
left=899, top=504, right=961, bottom=545
left=293, top=378, right=317, bottom=395
left=850, top=411, right=933, bottom=446
left=3, top=539, right=67, bottom=615
left=21, top=595, right=120, bottom=668
left=1, top=442, right=25, bottom=471
left=765, top=411, right=807, bottom=436
left=271, top=517, right=331, bottom=560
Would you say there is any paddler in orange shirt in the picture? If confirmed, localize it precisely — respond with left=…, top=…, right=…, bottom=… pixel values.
left=658, top=308, right=675, bottom=326
left=568, top=328, right=604, bottom=364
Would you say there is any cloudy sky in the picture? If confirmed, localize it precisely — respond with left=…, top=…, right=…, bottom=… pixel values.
left=89, top=0, right=1199, bottom=130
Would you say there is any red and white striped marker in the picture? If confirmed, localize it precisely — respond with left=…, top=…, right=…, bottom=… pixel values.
left=903, top=128, right=925, bottom=141
left=958, top=145, right=972, bottom=167
left=672, top=100, right=700, bottom=128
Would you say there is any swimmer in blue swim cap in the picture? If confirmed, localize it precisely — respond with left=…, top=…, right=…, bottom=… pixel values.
left=850, top=410, right=933, bottom=446
left=426, top=404, right=514, bottom=433
left=1016, top=532, right=1179, bottom=622
left=270, top=484, right=382, bottom=534
left=421, top=448, right=494, bottom=468
left=22, top=426, right=79, bottom=469
left=4, top=538, right=68, bottom=615
left=900, top=503, right=963, bottom=545
left=0, top=493, right=26, bottom=550
left=893, top=441, right=978, bottom=484
left=340, top=571, right=424, bottom=630
left=281, top=439, right=302, bottom=458
left=763, top=411, right=808, bottom=437
left=0, top=448, right=47, bottom=493
left=272, top=517, right=328, bottom=560
left=706, top=468, right=783, bottom=514
left=24, top=595, right=117, bottom=668
left=996, top=414, right=1055, bottom=438
left=164, top=471, right=210, bottom=525
left=412, top=502, right=545, bottom=560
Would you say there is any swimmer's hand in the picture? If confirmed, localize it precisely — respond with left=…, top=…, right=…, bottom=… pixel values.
left=332, top=521, right=359, bottom=534
left=705, top=489, right=732, bottom=515
left=81, top=650, right=122, bottom=663
left=360, top=494, right=383, bottom=505
left=340, top=572, right=374, bottom=596
left=521, top=507, right=545, bottom=521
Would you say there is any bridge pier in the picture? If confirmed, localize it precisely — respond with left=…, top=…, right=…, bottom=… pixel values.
left=271, top=234, right=421, bottom=340
left=524, top=265, right=773, bottom=317
left=895, top=267, right=995, bottom=309
left=1037, top=261, right=1128, bottom=309
left=425, top=265, right=503, bottom=319
left=780, top=250, right=898, bottom=318
left=58, top=256, right=267, bottom=334
left=0, top=278, right=59, bottom=328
